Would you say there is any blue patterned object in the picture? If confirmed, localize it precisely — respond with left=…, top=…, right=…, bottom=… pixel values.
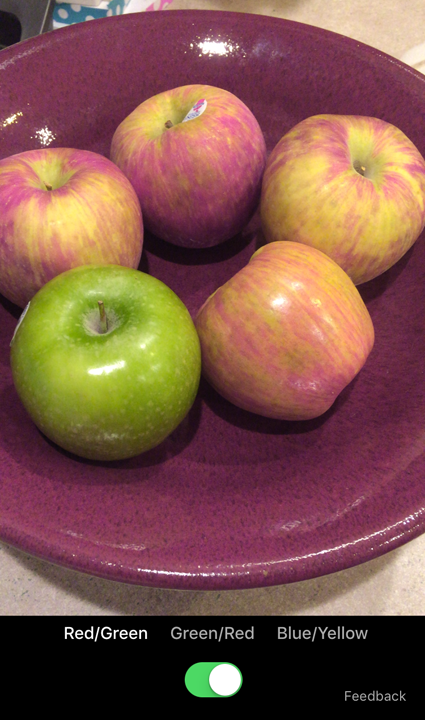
left=53, top=2, right=131, bottom=27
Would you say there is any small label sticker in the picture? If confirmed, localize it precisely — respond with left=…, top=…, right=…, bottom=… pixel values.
left=10, top=301, right=30, bottom=346
left=182, top=98, right=207, bottom=123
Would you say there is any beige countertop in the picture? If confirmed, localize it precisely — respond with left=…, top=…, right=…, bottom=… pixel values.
left=1, top=0, right=425, bottom=617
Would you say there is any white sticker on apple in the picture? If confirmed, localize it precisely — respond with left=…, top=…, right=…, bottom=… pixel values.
left=182, top=98, right=207, bottom=123
left=10, top=301, right=30, bottom=346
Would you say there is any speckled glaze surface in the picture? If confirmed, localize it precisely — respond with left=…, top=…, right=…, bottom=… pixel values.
left=1, top=10, right=425, bottom=590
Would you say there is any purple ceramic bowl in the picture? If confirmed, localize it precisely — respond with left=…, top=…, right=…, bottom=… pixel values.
left=1, top=10, right=425, bottom=590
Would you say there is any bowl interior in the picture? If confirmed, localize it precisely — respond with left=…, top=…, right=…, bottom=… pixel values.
left=1, top=10, right=425, bottom=590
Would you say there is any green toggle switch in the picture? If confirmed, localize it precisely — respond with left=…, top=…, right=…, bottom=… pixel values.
left=185, top=662, right=243, bottom=697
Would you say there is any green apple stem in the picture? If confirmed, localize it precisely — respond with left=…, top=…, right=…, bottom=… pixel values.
left=44, top=181, right=53, bottom=191
left=164, top=120, right=174, bottom=129
left=98, top=300, right=108, bottom=333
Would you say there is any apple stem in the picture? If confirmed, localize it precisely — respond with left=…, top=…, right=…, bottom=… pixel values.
left=44, top=181, right=53, bottom=191
left=98, top=300, right=108, bottom=333
left=164, top=120, right=174, bottom=129
left=353, top=160, right=367, bottom=177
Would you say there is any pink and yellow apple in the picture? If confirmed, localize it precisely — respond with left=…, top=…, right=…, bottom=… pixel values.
left=195, top=241, right=374, bottom=421
left=260, top=114, right=425, bottom=285
left=0, top=147, right=144, bottom=308
left=110, top=84, right=267, bottom=248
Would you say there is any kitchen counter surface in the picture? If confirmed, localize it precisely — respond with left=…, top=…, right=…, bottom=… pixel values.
left=1, top=0, right=425, bottom=617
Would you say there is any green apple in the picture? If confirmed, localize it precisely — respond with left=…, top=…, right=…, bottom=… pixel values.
left=10, top=265, right=201, bottom=461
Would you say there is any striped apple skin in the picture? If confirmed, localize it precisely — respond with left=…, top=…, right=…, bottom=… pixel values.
left=195, top=241, right=374, bottom=421
left=260, top=115, right=425, bottom=285
left=0, top=148, right=143, bottom=308
left=110, top=84, right=267, bottom=248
